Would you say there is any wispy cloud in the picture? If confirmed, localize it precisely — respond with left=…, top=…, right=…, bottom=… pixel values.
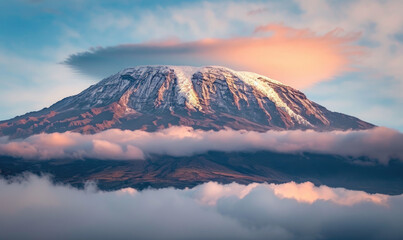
left=1, top=126, right=402, bottom=164
left=0, top=174, right=401, bottom=240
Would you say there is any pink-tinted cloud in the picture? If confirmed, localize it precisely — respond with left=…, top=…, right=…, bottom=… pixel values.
left=268, top=181, right=388, bottom=206
left=186, top=181, right=388, bottom=206
left=66, top=24, right=363, bottom=89
left=0, top=126, right=402, bottom=164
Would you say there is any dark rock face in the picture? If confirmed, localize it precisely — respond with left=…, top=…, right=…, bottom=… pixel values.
left=0, top=66, right=373, bottom=138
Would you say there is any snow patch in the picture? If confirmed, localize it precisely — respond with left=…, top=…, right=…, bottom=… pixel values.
left=170, top=66, right=202, bottom=110
left=229, top=69, right=313, bottom=126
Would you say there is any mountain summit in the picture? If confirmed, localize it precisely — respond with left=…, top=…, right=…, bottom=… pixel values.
left=0, top=66, right=373, bottom=138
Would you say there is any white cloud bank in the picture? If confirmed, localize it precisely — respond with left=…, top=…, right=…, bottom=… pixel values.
left=0, top=126, right=402, bottom=164
left=0, top=174, right=402, bottom=240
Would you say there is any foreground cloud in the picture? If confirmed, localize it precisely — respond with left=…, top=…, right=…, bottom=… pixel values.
left=0, top=175, right=401, bottom=240
left=65, top=24, right=362, bottom=89
left=0, top=126, right=402, bottom=164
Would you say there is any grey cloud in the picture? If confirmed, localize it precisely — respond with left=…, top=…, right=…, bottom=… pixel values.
left=0, top=174, right=402, bottom=240
left=64, top=42, right=219, bottom=78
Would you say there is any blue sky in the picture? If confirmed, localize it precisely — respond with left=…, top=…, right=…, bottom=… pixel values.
left=0, top=0, right=402, bottom=131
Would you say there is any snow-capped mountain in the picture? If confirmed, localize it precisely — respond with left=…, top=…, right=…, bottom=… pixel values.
left=0, top=66, right=373, bottom=138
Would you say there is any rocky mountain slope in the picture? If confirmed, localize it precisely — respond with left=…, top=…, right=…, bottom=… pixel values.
left=0, top=66, right=373, bottom=138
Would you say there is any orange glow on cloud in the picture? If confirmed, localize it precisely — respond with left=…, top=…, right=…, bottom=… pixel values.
left=149, top=24, right=363, bottom=89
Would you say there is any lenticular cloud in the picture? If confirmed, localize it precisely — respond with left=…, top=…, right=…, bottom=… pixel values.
left=65, top=23, right=362, bottom=89
left=0, top=126, right=402, bottom=164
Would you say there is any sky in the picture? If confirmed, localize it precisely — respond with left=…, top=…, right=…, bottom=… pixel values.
left=0, top=0, right=402, bottom=131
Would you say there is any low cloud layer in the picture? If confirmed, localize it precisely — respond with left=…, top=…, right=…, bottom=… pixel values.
left=0, top=126, right=402, bottom=164
left=65, top=24, right=361, bottom=89
left=0, top=175, right=402, bottom=240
